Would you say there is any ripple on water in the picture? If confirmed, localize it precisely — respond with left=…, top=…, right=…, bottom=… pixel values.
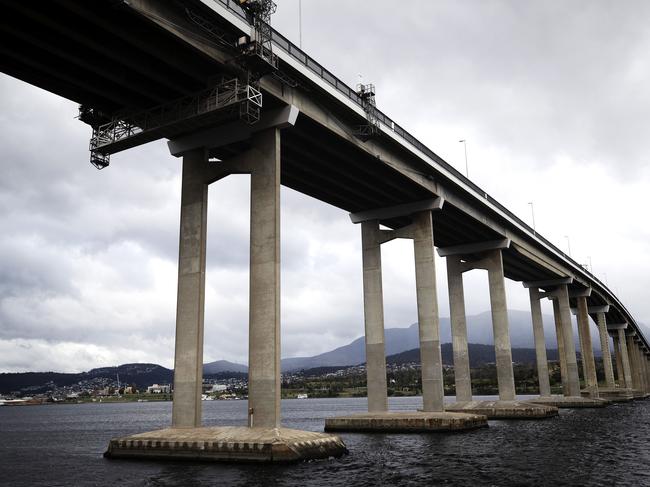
left=1, top=396, right=649, bottom=486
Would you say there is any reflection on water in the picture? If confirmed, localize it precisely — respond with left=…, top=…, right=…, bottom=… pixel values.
left=1, top=395, right=649, bottom=486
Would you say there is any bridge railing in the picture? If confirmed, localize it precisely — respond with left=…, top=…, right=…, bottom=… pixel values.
left=214, top=0, right=637, bottom=334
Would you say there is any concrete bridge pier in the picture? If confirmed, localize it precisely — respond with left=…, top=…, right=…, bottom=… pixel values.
left=528, top=282, right=606, bottom=408
left=575, top=296, right=599, bottom=398
left=552, top=297, right=570, bottom=396
left=446, top=255, right=472, bottom=403
left=360, top=219, right=389, bottom=413
left=528, top=287, right=551, bottom=398
left=591, top=308, right=630, bottom=401
left=106, top=126, right=347, bottom=462
left=326, top=199, right=488, bottom=432
left=440, top=241, right=556, bottom=419
left=629, top=335, right=649, bottom=398
left=597, top=311, right=616, bottom=389
left=608, top=323, right=637, bottom=400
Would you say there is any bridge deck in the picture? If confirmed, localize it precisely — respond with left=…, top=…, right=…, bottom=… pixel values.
left=0, top=0, right=643, bottom=342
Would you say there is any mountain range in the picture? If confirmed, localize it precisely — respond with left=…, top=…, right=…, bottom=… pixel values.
left=0, top=343, right=561, bottom=395
left=209, top=309, right=598, bottom=373
left=3, top=309, right=633, bottom=394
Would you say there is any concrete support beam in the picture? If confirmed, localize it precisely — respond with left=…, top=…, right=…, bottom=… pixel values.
left=485, top=249, right=516, bottom=401
left=349, top=197, right=444, bottom=224
left=437, top=238, right=510, bottom=258
left=529, top=288, right=551, bottom=397
left=552, top=298, right=569, bottom=396
left=576, top=296, right=599, bottom=398
left=596, top=312, right=616, bottom=388
left=247, top=129, right=282, bottom=428
left=412, top=211, right=444, bottom=412
left=612, top=333, right=624, bottom=387
left=556, top=285, right=581, bottom=397
left=446, top=256, right=472, bottom=402
left=523, top=277, right=573, bottom=289
left=361, top=220, right=388, bottom=412
left=168, top=105, right=299, bottom=157
left=569, top=287, right=592, bottom=298
left=172, top=148, right=208, bottom=429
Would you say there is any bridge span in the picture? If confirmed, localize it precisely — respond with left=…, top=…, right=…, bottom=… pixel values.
left=1, top=0, right=648, bottom=462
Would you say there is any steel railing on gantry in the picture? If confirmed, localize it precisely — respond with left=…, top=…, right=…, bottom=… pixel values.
left=212, top=0, right=644, bottom=343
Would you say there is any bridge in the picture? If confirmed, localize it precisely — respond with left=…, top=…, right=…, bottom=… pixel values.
left=2, top=0, right=649, bottom=462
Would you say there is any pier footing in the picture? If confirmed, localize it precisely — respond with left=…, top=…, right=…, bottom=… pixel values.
left=444, top=400, right=558, bottom=419
left=528, top=395, right=609, bottom=408
left=104, top=426, right=347, bottom=463
left=587, top=388, right=634, bottom=402
left=324, top=411, right=488, bottom=433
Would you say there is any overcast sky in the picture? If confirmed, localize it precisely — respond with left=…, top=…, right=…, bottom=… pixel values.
left=1, top=1, right=649, bottom=373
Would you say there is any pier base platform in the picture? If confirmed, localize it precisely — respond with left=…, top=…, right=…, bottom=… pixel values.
left=588, top=388, right=634, bottom=402
left=324, top=411, right=488, bottom=433
left=444, top=400, right=558, bottom=419
left=104, top=426, right=347, bottom=463
left=528, top=395, right=609, bottom=408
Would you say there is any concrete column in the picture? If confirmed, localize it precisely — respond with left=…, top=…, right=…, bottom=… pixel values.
left=248, top=129, right=281, bottom=428
left=529, top=288, right=551, bottom=397
left=557, top=285, right=581, bottom=397
left=631, top=342, right=646, bottom=392
left=597, top=313, right=615, bottom=388
left=361, top=219, right=388, bottom=412
left=618, top=329, right=633, bottom=388
left=172, top=148, right=208, bottom=428
left=642, top=354, right=648, bottom=390
left=552, top=298, right=569, bottom=395
left=612, top=334, right=624, bottom=387
left=576, top=297, right=598, bottom=397
left=486, top=249, right=516, bottom=401
left=446, top=256, right=472, bottom=402
left=412, top=211, right=444, bottom=412
left=644, top=355, right=650, bottom=393
left=626, top=335, right=641, bottom=390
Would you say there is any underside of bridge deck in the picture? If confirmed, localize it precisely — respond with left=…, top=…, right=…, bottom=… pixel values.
left=0, top=0, right=643, bottom=344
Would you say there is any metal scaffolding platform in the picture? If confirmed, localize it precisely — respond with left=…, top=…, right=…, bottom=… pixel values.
left=87, top=78, right=262, bottom=169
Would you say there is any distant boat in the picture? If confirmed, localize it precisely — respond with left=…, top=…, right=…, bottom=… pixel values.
left=297, top=393, right=308, bottom=399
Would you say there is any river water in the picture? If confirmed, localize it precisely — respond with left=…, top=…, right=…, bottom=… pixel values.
left=1, top=395, right=649, bottom=486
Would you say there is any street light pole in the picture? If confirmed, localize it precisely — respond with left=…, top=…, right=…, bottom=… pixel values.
left=528, top=201, right=536, bottom=234
left=298, top=0, right=302, bottom=48
left=459, top=139, right=468, bottom=178
left=564, top=235, right=572, bottom=257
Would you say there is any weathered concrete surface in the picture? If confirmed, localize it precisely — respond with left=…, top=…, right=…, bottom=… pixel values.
left=486, top=250, right=517, bottom=402
left=529, top=395, right=609, bottom=408
left=361, top=220, right=388, bottom=413
left=172, top=148, right=208, bottom=428
left=596, top=388, right=634, bottom=402
left=557, top=285, right=581, bottom=397
left=445, top=400, right=558, bottom=419
left=248, top=129, right=281, bottom=428
left=576, top=296, right=599, bottom=398
left=597, top=312, right=616, bottom=389
left=412, top=211, right=444, bottom=412
left=529, top=287, right=551, bottom=397
left=446, top=255, right=472, bottom=402
left=105, top=426, right=347, bottom=462
left=324, top=411, right=487, bottom=432
left=552, top=298, right=569, bottom=396
left=618, top=328, right=634, bottom=388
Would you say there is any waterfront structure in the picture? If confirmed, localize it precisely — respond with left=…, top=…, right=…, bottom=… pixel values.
left=2, top=0, right=649, bottom=462
left=146, top=384, right=171, bottom=394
